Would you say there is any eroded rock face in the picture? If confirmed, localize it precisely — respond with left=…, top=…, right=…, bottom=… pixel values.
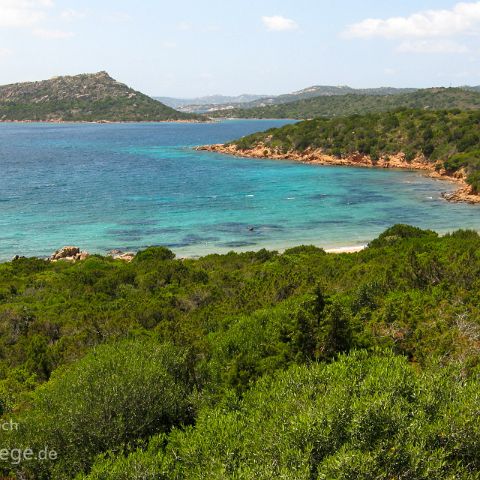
left=78, top=251, right=90, bottom=261
left=51, top=246, right=80, bottom=260
left=442, top=185, right=480, bottom=204
left=107, top=250, right=135, bottom=262
left=50, top=246, right=89, bottom=262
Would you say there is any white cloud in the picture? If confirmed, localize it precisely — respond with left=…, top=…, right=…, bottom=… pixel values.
left=262, top=15, right=298, bottom=32
left=0, top=0, right=53, bottom=28
left=0, top=47, right=12, bottom=58
left=60, top=9, right=86, bottom=21
left=0, top=1, right=78, bottom=42
left=201, top=24, right=221, bottom=33
left=384, top=67, right=397, bottom=75
left=397, top=40, right=468, bottom=54
left=105, top=12, right=131, bottom=23
left=177, top=21, right=192, bottom=31
left=161, top=41, right=177, bottom=49
left=33, top=28, right=73, bottom=39
left=343, top=2, right=480, bottom=39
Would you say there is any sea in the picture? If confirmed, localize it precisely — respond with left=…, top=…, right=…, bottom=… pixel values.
left=0, top=120, right=479, bottom=261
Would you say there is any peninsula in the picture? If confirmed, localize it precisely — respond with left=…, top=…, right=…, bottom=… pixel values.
left=200, top=109, right=480, bottom=203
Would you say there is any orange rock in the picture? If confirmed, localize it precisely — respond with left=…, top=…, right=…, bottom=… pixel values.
left=197, top=144, right=480, bottom=204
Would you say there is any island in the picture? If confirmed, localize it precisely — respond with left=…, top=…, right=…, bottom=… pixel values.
left=0, top=71, right=202, bottom=122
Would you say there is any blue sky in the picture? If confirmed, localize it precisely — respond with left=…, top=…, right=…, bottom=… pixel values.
left=0, top=0, right=479, bottom=96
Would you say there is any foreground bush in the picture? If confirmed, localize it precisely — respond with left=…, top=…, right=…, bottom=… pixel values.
left=84, top=350, right=480, bottom=480
left=0, top=226, right=480, bottom=478
left=3, top=340, right=193, bottom=479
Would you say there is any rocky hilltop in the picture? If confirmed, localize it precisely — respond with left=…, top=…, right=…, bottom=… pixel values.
left=0, top=71, right=201, bottom=122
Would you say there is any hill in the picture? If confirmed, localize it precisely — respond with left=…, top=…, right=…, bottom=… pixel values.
left=242, top=85, right=418, bottom=109
left=159, top=85, right=418, bottom=114
left=205, top=109, right=480, bottom=200
left=208, top=87, right=480, bottom=119
left=0, top=72, right=201, bottom=122
left=1, top=225, right=480, bottom=478
left=462, top=85, right=480, bottom=92
left=156, top=93, right=269, bottom=110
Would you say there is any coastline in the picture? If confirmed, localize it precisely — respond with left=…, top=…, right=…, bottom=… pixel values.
left=197, top=144, right=480, bottom=205
left=0, top=119, right=208, bottom=124
left=175, top=242, right=368, bottom=259
left=1, top=242, right=368, bottom=264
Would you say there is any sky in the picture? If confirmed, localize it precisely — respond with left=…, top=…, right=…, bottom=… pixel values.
left=0, top=0, right=480, bottom=97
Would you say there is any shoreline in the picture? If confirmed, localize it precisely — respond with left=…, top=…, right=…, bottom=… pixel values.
left=0, top=119, right=209, bottom=124
left=197, top=144, right=480, bottom=204
left=1, top=243, right=368, bottom=264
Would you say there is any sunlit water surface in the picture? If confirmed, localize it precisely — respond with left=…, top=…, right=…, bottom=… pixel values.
left=0, top=120, right=478, bottom=260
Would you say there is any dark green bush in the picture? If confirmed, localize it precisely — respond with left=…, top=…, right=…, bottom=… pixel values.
left=368, top=224, right=437, bottom=248
left=4, top=340, right=193, bottom=479
left=83, top=351, right=480, bottom=480
left=133, top=247, right=176, bottom=263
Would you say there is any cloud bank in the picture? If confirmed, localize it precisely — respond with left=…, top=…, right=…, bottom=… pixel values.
left=0, top=0, right=74, bottom=39
left=342, top=2, right=480, bottom=55
left=343, top=2, right=480, bottom=38
left=0, top=0, right=53, bottom=28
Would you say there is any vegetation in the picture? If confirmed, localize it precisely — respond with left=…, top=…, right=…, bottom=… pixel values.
left=248, top=85, right=418, bottom=107
left=0, top=72, right=201, bottom=122
left=231, top=109, right=480, bottom=191
left=175, top=85, right=419, bottom=113
left=209, top=88, right=480, bottom=119
left=84, top=351, right=480, bottom=480
left=4, top=341, right=193, bottom=479
left=0, top=225, right=480, bottom=478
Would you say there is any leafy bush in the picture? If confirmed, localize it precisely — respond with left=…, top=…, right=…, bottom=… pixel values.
left=3, top=340, right=193, bottom=479
left=133, top=246, right=176, bottom=263
left=83, top=351, right=480, bottom=480
left=368, top=224, right=437, bottom=248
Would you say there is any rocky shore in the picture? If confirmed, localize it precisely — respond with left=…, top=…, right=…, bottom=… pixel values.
left=198, top=144, right=480, bottom=204
left=43, top=247, right=135, bottom=263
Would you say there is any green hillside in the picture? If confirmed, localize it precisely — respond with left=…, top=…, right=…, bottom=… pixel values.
left=231, top=109, right=480, bottom=192
left=239, top=85, right=419, bottom=108
left=1, top=225, right=480, bottom=478
left=209, top=87, right=480, bottom=119
left=0, top=72, right=201, bottom=122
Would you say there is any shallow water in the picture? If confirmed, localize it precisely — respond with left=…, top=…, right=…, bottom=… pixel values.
left=0, top=120, right=478, bottom=260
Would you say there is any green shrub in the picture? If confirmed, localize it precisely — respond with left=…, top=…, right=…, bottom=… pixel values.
left=4, top=340, right=193, bottom=479
left=83, top=351, right=480, bottom=480
left=467, top=171, right=480, bottom=193
left=133, top=247, right=176, bottom=263
left=368, top=224, right=437, bottom=248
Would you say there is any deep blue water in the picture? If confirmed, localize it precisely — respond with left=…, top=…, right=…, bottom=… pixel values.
left=0, top=120, right=479, bottom=260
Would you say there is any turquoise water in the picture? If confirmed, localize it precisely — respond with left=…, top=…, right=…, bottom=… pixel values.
left=0, top=120, right=479, bottom=260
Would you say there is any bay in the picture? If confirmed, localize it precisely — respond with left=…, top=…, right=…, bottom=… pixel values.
left=0, top=120, right=478, bottom=260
